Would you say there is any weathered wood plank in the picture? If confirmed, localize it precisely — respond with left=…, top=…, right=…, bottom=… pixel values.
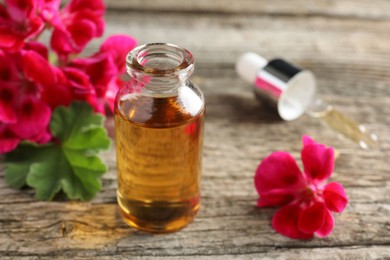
left=0, top=192, right=389, bottom=257
left=99, top=11, right=390, bottom=61
left=105, top=0, right=390, bottom=20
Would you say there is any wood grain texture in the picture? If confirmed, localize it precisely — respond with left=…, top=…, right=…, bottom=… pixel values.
left=1, top=0, right=390, bottom=258
left=105, top=0, right=390, bottom=20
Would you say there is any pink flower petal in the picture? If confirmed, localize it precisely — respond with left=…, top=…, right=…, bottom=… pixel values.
left=302, top=135, right=316, bottom=146
left=50, top=1, right=105, bottom=59
left=24, top=16, right=44, bottom=40
left=1, top=0, right=44, bottom=43
left=315, top=209, right=334, bottom=237
left=0, top=50, right=18, bottom=81
left=61, top=68, right=103, bottom=113
left=40, top=0, right=61, bottom=23
left=72, top=9, right=104, bottom=37
left=257, top=189, right=295, bottom=207
left=0, top=100, right=16, bottom=123
left=0, top=124, right=19, bottom=154
left=255, top=152, right=305, bottom=194
left=9, top=96, right=51, bottom=139
left=323, top=182, right=348, bottom=213
left=298, top=201, right=326, bottom=234
left=68, top=0, right=105, bottom=14
left=21, top=50, right=56, bottom=88
left=0, top=27, right=24, bottom=51
left=71, top=53, right=117, bottom=98
left=29, top=129, right=52, bottom=144
left=51, top=10, right=104, bottom=57
left=41, top=67, right=72, bottom=109
left=0, top=83, right=18, bottom=123
left=24, top=42, right=49, bottom=60
left=62, top=67, right=94, bottom=95
left=5, top=0, right=36, bottom=22
left=301, top=136, right=335, bottom=183
left=51, top=27, right=78, bottom=57
left=67, top=18, right=96, bottom=48
left=0, top=4, right=10, bottom=20
left=100, top=34, right=137, bottom=72
left=272, top=203, right=313, bottom=240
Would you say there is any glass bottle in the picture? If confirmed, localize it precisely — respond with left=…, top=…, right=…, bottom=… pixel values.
left=114, top=43, right=205, bottom=233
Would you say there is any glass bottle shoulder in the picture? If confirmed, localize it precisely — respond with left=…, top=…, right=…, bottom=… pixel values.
left=115, top=83, right=204, bottom=128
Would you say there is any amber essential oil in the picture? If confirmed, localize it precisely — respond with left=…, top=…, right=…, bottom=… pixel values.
left=115, top=88, right=204, bottom=233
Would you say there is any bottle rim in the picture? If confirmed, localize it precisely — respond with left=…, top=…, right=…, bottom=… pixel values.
left=126, top=43, right=194, bottom=78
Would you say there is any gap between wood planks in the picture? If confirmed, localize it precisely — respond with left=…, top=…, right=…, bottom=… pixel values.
left=103, top=0, right=390, bottom=21
left=105, top=8, right=390, bottom=22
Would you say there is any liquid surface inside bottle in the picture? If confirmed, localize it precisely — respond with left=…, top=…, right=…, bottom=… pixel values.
left=115, top=84, right=204, bottom=233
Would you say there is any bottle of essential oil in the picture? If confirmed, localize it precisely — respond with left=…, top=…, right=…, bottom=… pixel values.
left=114, top=43, right=205, bottom=233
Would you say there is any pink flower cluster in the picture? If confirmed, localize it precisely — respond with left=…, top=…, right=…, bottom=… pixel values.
left=0, top=0, right=137, bottom=154
left=255, top=136, right=348, bottom=239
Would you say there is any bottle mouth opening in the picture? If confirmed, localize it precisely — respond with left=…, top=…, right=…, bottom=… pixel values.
left=126, top=43, right=194, bottom=77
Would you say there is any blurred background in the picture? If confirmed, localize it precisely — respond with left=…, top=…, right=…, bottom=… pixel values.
left=93, top=0, right=390, bottom=148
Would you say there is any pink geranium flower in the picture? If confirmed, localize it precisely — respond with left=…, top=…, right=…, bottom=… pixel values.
left=0, top=0, right=44, bottom=52
left=0, top=0, right=137, bottom=155
left=0, top=46, right=56, bottom=149
left=255, top=136, right=348, bottom=239
left=50, top=0, right=105, bottom=59
left=8, top=96, right=51, bottom=141
left=70, top=34, right=137, bottom=112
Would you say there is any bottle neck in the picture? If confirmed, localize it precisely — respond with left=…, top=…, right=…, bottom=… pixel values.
left=126, top=43, right=194, bottom=95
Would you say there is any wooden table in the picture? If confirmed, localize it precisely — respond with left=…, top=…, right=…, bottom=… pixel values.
left=1, top=0, right=390, bottom=258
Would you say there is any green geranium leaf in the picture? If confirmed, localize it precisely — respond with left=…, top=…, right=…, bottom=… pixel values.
left=5, top=143, right=47, bottom=189
left=5, top=102, right=111, bottom=201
